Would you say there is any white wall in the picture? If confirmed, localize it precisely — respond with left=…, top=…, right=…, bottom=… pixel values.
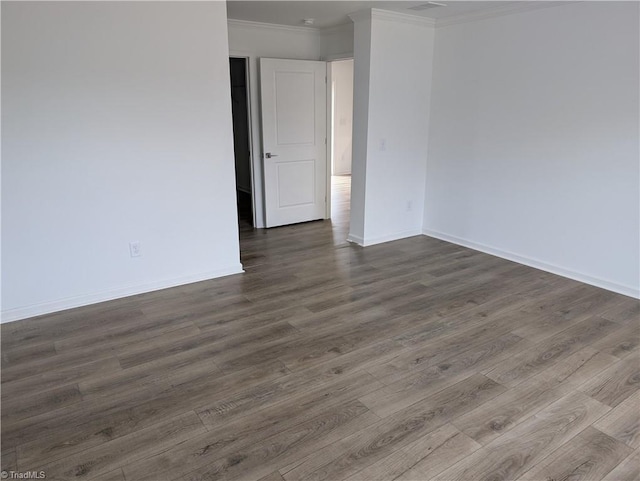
left=349, top=16, right=373, bottom=242
left=331, top=59, right=354, bottom=176
left=349, top=10, right=435, bottom=246
left=424, top=2, right=640, bottom=297
left=2, top=1, right=242, bottom=322
left=321, top=23, right=355, bottom=60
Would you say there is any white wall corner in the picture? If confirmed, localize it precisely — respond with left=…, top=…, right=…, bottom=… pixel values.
left=346, top=233, right=365, bottom=246
left=348, top=9, right=373, bottom=24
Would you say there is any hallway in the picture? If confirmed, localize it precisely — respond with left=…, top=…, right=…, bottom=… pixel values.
left=239, top=175, right=351, bottom=270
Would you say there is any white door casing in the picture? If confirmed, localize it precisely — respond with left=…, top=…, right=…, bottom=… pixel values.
left=260, top=58, right=327, bottom=228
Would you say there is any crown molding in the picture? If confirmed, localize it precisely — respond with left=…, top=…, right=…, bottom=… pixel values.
left=319, top=22, right=354, bottom=37
left=348, top=9, right=372, bottom=24
left=350, top=8, right=436, bottom=27
left=227, top=18, right=321, bottom=35
left=435, top=1, right=577, bottom=28
left=229, top=2, right=576, bottom=34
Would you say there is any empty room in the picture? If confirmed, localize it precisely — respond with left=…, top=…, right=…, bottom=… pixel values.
left=1, top=1, right=639, bottom=480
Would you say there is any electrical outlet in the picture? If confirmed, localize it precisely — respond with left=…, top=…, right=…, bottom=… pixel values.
left=129, top=241, right=142, bottom=257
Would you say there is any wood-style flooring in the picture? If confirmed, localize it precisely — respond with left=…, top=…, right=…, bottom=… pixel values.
left=1, top=175, right=639, bottom=481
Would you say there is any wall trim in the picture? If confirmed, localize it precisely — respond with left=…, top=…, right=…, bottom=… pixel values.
left=229, top=3, right=575, bottom=34
left=319, top=23, right=353, bottom=36
left=1, top=264, right=245, bottom=324
left=322, top=52, right=354, bottom=61
left=435, top=1, right=575, bottom=28
left=371, top=9, right=436, bottom=27
left=227, top=18, right=321, bottom=35
left=350, top=8, right=436, bottom=27
left=348, top=229, right=423, bottom=247
left=346, top=233, right=365, bottom=245
left=423, top=229, right=639, bottom=299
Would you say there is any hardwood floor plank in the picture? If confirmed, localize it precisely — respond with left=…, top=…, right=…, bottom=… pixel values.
left=280, top=374, right=505, bottom=481
left=1, top=341, right=56, bottom=367
left=368, top=310, right=533, bottom=385
left=398, top=435, right=480, bottom=481
left=430, top=391, right=610, bottom=481
left=594, top=390, right=640, bottom=449
left=1, top=384, right=82, bottom=424
left=273, top=304, right=520, bottom=375
left=1, top=449, right=18, bottom=472
left=390, top=293, right=528, bottom=348
left=519, top=284, right=620, bottom=320
left=360, top=332, right=529, bottom=418
left=590, top=323, right=640, bottom=359
left=194, top=305, right=310, bottom=336
left=90, top=469, right=126, bottom=481
left=453, top=347, right=618, bottom=445
left=117, top=321, right=297, bottom=370
left=125, top=397, right=378, bottom=481
left=601, top=449, right=640, bottom=481
left=287, top=282, right=431, bottom=332
left=257, top=472, right=285, bottom=481
left=600, top=297, right=640, bottom=325
left=337, top=424, right=479, bottom=481
left=0, top=348, right=119, bottom=385
left=53, top=317, right=201, bottom=356
left=485, top=316, right=620, bottom=388
left=1, top=307, right=147, bottom=348
left=579, top=355, right=640, bottom=407
left=1, top=356, right=122, bottom=399
left=34, top=411, right=206, bottom=480
left=516, top=427, right=632, bottom=481
left=196, top=369, right=383, bottom=431
left=174, top=401, right=379, bottom=481
left=78, top=356, right=222, bottom=400
left=13, top=360, right=289, bottom=468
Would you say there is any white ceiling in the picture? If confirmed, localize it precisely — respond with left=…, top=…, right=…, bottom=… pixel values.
left=226, top=1, right=537, bottom=29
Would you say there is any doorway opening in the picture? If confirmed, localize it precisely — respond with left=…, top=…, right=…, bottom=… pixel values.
left=328, top=58, right=354, bottom=240
left=229, top=57, right=254, bottom=229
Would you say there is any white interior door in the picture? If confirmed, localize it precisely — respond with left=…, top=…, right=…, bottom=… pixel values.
left=260, top=58, right=327, bottom=228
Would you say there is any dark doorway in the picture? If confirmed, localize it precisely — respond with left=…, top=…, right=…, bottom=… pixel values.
left=229, top=57, right=253, bottom=227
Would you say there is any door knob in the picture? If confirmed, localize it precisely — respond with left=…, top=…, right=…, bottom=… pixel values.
left=265, top=152, right=278, bottom=159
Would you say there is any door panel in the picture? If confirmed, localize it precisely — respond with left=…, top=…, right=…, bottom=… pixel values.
left=260, top=58, right=326, bottom=228
left=277, top=160, right=316, bottom=207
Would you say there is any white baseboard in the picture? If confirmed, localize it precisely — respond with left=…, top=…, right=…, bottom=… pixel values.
left=423, top=229, right=640, bottom=299
left=1, top=264, right=245, bottom=323
left=348, top=229, right=423, bottom=247
left=346, top=233, right=365, bottom=245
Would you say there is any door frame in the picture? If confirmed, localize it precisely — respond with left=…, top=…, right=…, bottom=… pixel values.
left=234, top=53, right=339, bottom=228
left=326, top=61, right=333, bottom=220
left=229, top=54, right=257, bottom=227
left=326, top=56, right=354, bottom=220
left=259, top=58, right=328, bottom=228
